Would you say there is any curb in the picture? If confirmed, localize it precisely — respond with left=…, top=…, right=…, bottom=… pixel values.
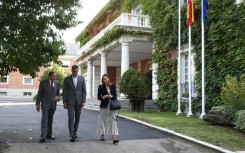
left=83, top=107, right=234, bottom=153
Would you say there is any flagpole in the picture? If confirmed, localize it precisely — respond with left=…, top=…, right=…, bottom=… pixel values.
left=187, top=26, right=193, bottom=117
left=176, top=0, right=182, bottom=115
left=200, top=0, right=206, bottom=119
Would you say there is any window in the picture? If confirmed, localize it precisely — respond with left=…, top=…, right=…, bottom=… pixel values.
left=135, top=6, right=142, bottom=14
left=23, top=92, right=32, bottom=96
left=131, top=5, right=142, bottom=14
left=23, top=76, right=33, bottom=85
left=184, top=55, right=188, bottom=83
left=181, top=53, right=197, bottom=97
left=61, top=60, right=71, bottom=68
left=0, top=76, right=8, bottom=84
left=0, top=92, right=7, bottom=96
left=182, top=55, right=189, bottom=93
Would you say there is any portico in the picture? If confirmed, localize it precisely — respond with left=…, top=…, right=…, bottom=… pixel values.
left=75, top=12, right=158, bottom=100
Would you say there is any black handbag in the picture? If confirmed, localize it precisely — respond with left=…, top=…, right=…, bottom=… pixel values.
left=110, top=99, right=121, bottom=110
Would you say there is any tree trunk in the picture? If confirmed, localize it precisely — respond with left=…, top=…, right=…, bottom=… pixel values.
left=129, top=99, right=145, bottom=112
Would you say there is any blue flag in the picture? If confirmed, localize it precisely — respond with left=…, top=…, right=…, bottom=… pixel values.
left=203, top=0, right=208, bottom=22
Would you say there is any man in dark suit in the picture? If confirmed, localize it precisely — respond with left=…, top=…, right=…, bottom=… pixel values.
left=36, top=71, right=60, bottom=143
left=63, top=65, right=86, bottom=142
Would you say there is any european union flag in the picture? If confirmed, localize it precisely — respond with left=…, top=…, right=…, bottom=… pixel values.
left=203, top=0, right=208, bottom=22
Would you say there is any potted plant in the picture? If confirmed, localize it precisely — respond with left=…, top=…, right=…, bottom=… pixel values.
left=119, top=68, right=148, bottom=112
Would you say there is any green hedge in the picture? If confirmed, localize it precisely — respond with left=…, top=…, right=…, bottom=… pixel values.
left=234, top=110, right=245, bottom=132
left=203, top=105, right=234, bottom=125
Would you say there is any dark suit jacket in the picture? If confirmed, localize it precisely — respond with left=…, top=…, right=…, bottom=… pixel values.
left=97, top=84, right=117, bottom=108
left=36, top=79, right=60, bottom=111
left=63, top=75, right=87, bottom=105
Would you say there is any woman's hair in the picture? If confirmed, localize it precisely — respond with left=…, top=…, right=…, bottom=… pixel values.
left=101, top=73, right=112, bottom=86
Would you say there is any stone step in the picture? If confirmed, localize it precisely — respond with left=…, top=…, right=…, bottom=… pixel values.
left=85, top=98, right=160, bottom=110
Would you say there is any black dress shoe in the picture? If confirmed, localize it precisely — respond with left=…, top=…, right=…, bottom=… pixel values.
left=70, top=137, right=75, bottom=142
left=39, top=138, right=45, bottom=143
left=100, top=137, right=105, bottom=141
left=73, top=133, right=77, bottom=138
left=113, top=140, right=119, bottom=144
left=47, top=136, right=55, bottom=139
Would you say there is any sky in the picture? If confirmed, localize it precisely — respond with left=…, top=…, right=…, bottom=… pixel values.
left=62, top=0, right=110, bottom=45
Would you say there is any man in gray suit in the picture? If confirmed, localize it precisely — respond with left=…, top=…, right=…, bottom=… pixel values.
left=63, top=65, right=86, bottom=142
left=36, top=71, right=60, bottom=143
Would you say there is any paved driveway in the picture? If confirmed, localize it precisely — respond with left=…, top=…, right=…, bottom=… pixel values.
left=0, top=102, right=220, bottom=153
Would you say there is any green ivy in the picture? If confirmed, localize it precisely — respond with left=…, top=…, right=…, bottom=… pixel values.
left=142, top=0, right=245, bottom=112
left=193, top=0, right=245, bottom=110
left=234, top=110, right=245, bottom=132
left=142, top=0, right=179, bottom=111
left=76, top=0, right=245, bottom=112
left=75, top=0, right=141, bottom=47
left=77, top=26, right=150, bottom=61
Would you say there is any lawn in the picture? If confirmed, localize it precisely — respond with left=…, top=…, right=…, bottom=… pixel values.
left=119, top=110, right=245, bottom=151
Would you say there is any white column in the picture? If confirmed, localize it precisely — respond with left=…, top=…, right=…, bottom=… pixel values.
left=101, top=51, right=107, bottom=77
left=78, top=64, right=83, bottom=75
left=152, top=43, right=159, bottom=100
left=121, top=41, right=130, bottom=76
left=152, top=63, right=159, bottom=100
left=87, top=60, right=93, bottom=98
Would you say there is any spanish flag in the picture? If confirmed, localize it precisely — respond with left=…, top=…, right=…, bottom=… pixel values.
left=187, top=0, right=194, bottom=26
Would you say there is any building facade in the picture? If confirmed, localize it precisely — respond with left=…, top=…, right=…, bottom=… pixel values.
left=75, top=4, right=158, bottom=99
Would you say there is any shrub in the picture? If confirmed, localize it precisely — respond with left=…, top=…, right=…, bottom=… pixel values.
left=203, top=105, right=234, bottom=125
left=119, top=68, right=148, bottom=100
left=192, top=97, right=202, bottom=116
left=234, top=110, right=245, bottom=133
left=221, top=75, right=245, bottom=112
left=156, top=98, right=178, bottom=111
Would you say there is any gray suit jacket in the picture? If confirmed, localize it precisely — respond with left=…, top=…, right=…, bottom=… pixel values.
left=63, top=75, right=86, bottom=105
left=36, top=79, right=60, bottom=111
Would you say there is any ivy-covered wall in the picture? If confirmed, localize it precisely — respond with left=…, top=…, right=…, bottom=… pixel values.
left=142, top=0, right=179, bottom=111
left=142, top=0, right=245, bottom=111
left=193, top=0, right=245, bottom=110
left=76, top=0, right=141, bottom=47
left=76, top=0, right=245, bottom=112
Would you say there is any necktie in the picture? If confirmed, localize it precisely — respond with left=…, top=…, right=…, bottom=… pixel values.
left=51, top=81, right=54, bottom=95
left=73, top=77, right=77, bottom=89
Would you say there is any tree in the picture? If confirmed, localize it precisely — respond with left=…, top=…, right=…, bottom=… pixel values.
left=0, top=0, right=81, bottom=77
left=119, top=68, right=148, bottom=112
left=40, top=64, right=69, bottom=88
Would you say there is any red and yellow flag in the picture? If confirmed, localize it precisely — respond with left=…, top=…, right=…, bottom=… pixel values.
left=187, top=0, right=194, bottom=26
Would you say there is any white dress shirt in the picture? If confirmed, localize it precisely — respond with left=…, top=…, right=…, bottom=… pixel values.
left=72, top=76, right=77, bottom=89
